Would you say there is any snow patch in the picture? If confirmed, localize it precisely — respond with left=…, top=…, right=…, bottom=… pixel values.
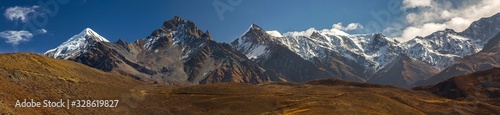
left=44, top=28, right=109, bottom=59
left=245, top=45, right=267, bottom=59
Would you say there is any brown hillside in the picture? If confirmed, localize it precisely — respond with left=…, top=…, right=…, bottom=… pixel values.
left=129, top=79, right=500, bottom=114
left=1, top=53, right=500, bottom=114
left=414, top=68, right=500, bottom=106
left=0, top=53, right=146, bottom=114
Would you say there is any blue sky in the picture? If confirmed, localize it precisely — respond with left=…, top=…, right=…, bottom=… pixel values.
left=1, top=0, right=499, bottom=53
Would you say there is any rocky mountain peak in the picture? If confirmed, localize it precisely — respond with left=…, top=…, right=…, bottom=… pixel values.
left=116, top=38, right=127, bottom=46
left=44, top=28, right=109, bottom=59
left=369, top=33, right=391, bottom=46
left=310, top=31, right=323, bottom=38
left=172, top=16, right=210, bottom=40
left=250, top=23, right=263, bottom=30
left=79, top=28, right=109, bottom=42
left=444, top=28, right=456, bottom=33
left=237, top=24, right=273, bottom=45
left=245, top=24, right=266, bottom=35
left=172, top=16, right=183, bottom=22
left=461, top=12, right=500, bottom=42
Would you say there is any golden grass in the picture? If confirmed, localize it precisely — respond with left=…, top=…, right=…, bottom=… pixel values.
left=1, top=53, right=499, bottom=114
left=0, top=53, right=144, bottom=114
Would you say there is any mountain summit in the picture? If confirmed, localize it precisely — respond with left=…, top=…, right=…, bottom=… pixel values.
left=45, top=28, right=109, bottom=59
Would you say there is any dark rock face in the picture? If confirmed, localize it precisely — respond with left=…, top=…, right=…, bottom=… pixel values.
left=369, top=55, right=439, bottom=88
left=62, top=16, right=283, bottom=85
left=309, top=51, right=366, bottom=82
left=252, top=42, right=335, bottom=82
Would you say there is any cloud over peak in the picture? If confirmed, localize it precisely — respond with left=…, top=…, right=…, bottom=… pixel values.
left=390, top=0, right=500, bottom=41
left=333, top=22, right=364, bottom=31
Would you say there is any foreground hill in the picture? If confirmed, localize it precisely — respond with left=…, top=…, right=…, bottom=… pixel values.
left=0, top=53, right=145, bottom=114
left=1, top=53, right=500, bottom=114
left=414, top=68, right=500, bottom=106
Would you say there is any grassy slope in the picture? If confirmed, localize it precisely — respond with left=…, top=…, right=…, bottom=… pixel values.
left=0, top=53, right=145, bottom=114
left=414, top=68, right=500, bottom=107
left=131, top=80, right=500, bottom=114
left=1, top=53, right=499, bottom=114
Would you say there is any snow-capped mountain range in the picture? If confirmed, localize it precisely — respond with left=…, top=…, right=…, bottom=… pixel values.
left=43, top=13, right=500, bottom=88
left=45, top=28, right=109, bottom=59
left=402, top=13, right=500, bottom=69
left=234, top=13, right=500, bottom=72
left=233, top=24, right=404, bottom=77
left=44, top=16, right=279, bottom=85
left=233, top=25, right=406, bottom=80
left=403, top=29, right=481, bottom=69
left=231, top=13, right=500, bottom=88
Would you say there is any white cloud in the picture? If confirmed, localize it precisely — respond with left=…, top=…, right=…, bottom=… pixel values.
left=332, top=22, right=364, bottom=31
left=0, top=30, right=33, bottom=45
left=284, top=28, right=318, bottom=37
left=266, top=30, right=283, bottom=37
left=333, top=23, right=343, bottom=30
left=402, top=0, right=432, bottom=9
left=318, top=28, right=349, bottom=36
left=400, top=23, right=446, bottom=40
left=446, top=17, right=472, bottom=31
left=37, top=29, right=48, bottom=34
left=345, top=23, right=363, bottom=31
left=3, top=6, right=40, bottom=22
left=391, top=0, right=500, bottom=41
left=284, top=25, right=350, bottom=37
